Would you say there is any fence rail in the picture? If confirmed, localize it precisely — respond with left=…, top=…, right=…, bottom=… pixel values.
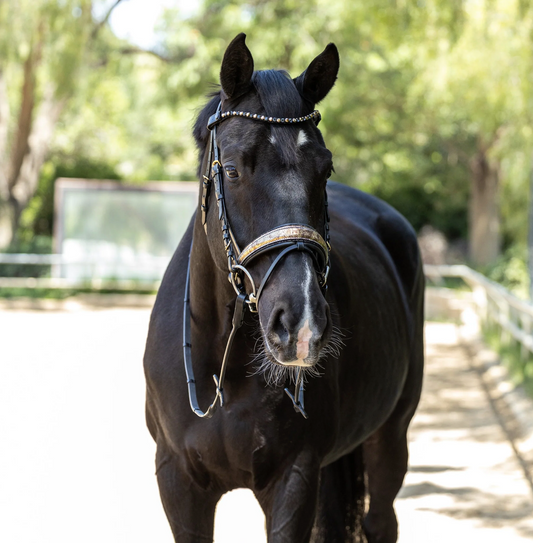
left=0, top=277, right=160, bottom=290
left=1, top=257, right=532, bottom=351
left=0, top=253, right=170, bottom=266
left=0, top=253, right=166, bottom=290
left=425, top=264, right=533, bottom=359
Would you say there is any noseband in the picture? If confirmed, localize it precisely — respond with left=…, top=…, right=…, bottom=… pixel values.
left=183, top=103, right=331, bottom=419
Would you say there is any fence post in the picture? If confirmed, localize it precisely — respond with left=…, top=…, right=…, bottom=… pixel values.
left=472, top=284, right=488, bottom=325
left=497, top=297, right=511, bottom=345
left=521, top=315, right=532, bottom=361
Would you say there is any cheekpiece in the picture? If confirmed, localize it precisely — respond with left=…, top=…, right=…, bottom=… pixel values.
left=187, top=101, right=331, bottom=420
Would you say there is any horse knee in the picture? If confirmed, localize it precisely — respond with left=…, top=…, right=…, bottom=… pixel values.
left=364, top=508, right=398, bottom=543
left=155, top=449, right=220, bottom=542
left=257, top=452, right=320, bottom=543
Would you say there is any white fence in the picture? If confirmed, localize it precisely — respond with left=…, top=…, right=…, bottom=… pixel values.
left=0, top=253, right=166, bottom=290
left=2, top=257, right=533, bottom=357
left=425, top=264, right=533, bottom=360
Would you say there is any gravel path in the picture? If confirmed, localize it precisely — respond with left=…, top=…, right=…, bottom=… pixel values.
left=0, top=304, right=531, bottom=542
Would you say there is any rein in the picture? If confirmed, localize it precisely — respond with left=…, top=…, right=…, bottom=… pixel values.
left=183, top=102, right=331, bottom=419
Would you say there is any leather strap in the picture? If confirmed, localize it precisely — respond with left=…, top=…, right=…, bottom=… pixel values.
left=183, top=245, right=247, bottom=419
left=238, top=224, right=329, bottom=269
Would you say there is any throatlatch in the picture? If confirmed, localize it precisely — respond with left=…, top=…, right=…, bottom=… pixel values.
left=183, top=102, right=331, bottom=419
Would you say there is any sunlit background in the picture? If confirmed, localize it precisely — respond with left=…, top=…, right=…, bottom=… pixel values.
left=1, top=1, right=533, bottom=542
left=2, top=0, right=533, bottom=284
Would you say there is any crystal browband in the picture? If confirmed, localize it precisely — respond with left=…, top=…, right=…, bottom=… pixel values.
left=207, top=109, right=321, bottom=130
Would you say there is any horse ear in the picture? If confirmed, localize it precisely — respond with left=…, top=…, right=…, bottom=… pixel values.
left=294, top=43, right=339, bottom=105
left=220, top=33, right=254, bottom=100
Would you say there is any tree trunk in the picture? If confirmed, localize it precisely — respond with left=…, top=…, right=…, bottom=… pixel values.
left=4, top=86, right=64, bottom=247
left=469, top=148, right=501, bottom=266
left=0, top=30, right=64, bottom=250
left=8, top=45, right=39, bottom=193
left=0, top=0, right=130, bottom=250
left=0, top=41, right=42, bottom=250
left=0, top=68, right=12, bottom=249
left=0, top=68, right=9, bottom=178
left=527, top=160, right=533, bottom=300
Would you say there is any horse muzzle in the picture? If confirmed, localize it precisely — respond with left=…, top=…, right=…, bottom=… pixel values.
left=261, top=275, right=331, bottom=368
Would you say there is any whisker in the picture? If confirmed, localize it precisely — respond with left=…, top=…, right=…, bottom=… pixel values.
left=247, top=319, right=346, bottom=388
left=317, top=324, right=346, bottom=365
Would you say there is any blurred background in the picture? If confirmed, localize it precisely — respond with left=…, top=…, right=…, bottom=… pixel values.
left=1, top=2, right=533, bottom=542
left=0, top=0, right=532, bottom=293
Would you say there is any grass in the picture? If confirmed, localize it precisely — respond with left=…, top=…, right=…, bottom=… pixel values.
left=483, top=322, right=533, bottom=398
left=425, top=275, right=470, bottom=291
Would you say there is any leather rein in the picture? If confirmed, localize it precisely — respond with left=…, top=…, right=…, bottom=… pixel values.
left=183, top=103, right=331, bottom=419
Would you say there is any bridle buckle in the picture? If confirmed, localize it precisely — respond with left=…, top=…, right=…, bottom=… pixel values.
left=246, top=292, right=258, bottom=313
left=320, top=265, right=330, bottom=288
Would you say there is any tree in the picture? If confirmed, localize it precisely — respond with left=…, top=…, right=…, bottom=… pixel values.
left=9, top=0, right=533, bottom=276
left=411, top=0, right=533, bottom=265
left=151, top=0, right=472, bottom=239
left=0, top=0, right=125, bottom=249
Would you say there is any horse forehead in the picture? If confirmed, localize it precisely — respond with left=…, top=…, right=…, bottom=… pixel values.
left=219, top=121, right=260, bottom=149
left=268, top=128, right=309, bottom=147
left=268, top=169, right=308, bottom=206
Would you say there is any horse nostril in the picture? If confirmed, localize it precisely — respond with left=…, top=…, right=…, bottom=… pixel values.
left=271, top=309, right=290, bottom=346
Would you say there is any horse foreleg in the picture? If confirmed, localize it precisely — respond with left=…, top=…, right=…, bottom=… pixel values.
left=363, top=418, right=407, bottom=543
left=255, top=450, right=320, bottom=543
left=311, top=446, right=366, bottom=543
left=363, top=315, right=424, bottom=543
left=363, top=377, right=422, bottom=543
left=155, top=445, right=221, bottom=543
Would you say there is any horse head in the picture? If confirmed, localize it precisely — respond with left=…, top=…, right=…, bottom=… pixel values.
left=193, top=33, right=340, bottom=380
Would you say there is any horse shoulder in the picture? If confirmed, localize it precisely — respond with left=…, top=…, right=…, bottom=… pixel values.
left=375, top=208, right=423, bottom=308
left=328, top=182, right=423, bottom=304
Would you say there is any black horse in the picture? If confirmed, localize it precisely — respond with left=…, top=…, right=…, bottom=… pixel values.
left=144, top=33, right=424, bottom=543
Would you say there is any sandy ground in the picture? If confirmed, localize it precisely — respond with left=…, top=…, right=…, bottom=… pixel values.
left=0, top=305, right=531, bottom=542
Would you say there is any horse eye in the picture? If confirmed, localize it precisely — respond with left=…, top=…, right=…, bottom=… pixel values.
left=225, top=166, right=240, bottom=179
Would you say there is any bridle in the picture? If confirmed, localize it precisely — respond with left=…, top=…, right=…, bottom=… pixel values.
left=183, top=102, right=331, bottom=419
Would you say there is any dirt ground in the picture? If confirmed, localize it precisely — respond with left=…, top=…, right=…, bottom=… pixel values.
left=0, top=303, right=531, bottom=542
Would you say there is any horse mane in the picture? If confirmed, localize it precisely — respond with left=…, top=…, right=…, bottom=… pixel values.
left=193, top=91, right=220, bottom=173
left=193, top=70, right=309, bottom=169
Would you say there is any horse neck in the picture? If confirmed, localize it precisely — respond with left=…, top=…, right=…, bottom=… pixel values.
left=188, top=214, right=237, bottom=340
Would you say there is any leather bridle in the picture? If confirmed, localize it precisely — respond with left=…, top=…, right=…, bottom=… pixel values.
left=183, top=102, right=331, bottom=419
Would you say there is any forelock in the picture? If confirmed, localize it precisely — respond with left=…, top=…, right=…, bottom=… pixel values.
left=193, top=71, right=314, bottom=172
left=252, top=70, right=308, bottom=166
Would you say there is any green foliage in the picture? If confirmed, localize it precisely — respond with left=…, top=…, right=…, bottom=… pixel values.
left=4, top=0, right=533, bottom=281
left=0, top=0, right=93, bottom=96
left=149, top=0, right=475, bottom=240
left=0, top=287, right=73, bottom=299
left=412, top=0, right=533, bottom=251
left=0, top=235, right=52, bottom=278
left=481, top=244, right=530, bottom=299
left=484, top=322, right=533, bottom=398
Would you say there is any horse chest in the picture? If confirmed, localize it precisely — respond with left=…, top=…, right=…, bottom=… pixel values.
left=178, top=391, right=336, bottom=492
